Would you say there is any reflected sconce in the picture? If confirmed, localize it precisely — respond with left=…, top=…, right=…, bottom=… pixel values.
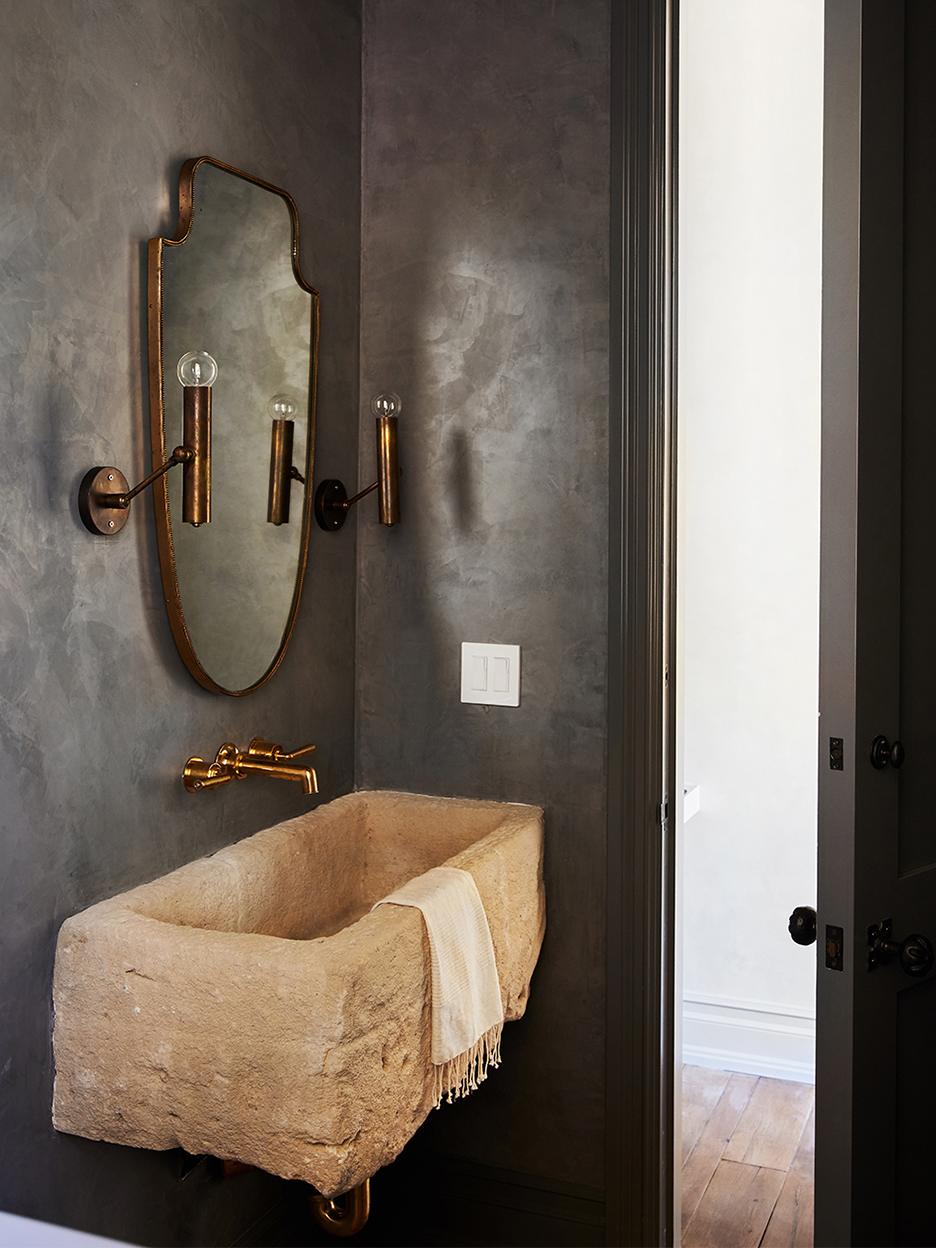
left=267, top=394, right=306, bottom=526
left=78, top=351, right=217, bottom=535
left=314, top=391, right=401, bottom=531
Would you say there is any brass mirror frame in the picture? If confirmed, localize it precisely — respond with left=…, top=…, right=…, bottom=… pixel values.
left=147, top=156, right=320, bottom=696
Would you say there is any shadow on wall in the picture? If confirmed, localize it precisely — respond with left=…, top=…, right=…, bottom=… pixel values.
left=359, top=210, right=579, bottom=795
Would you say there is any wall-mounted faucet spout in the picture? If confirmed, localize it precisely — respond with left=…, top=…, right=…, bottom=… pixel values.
left=183, top=738, right=317, bottom=795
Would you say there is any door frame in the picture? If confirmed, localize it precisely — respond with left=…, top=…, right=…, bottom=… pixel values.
left=817, top=3, right=908, bottom=1243
left=625, top=5, right=912, bottom=1244
left=606, top=1, right=678, bottom=1244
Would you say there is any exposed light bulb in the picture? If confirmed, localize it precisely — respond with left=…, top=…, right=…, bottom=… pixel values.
left=268, top=393, right=298, bottom=421
left=177, top=350, right=219, bottom=388
left=371, top=391, right=401, bottom=419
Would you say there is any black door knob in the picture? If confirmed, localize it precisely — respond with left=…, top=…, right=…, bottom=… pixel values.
left=870, top=735, right=905, bottom=769
left=867, top=919, right=934, bottom=976
left=789, top=906, right=817, bottom=946
left=900, top=934, right=934, bottom=976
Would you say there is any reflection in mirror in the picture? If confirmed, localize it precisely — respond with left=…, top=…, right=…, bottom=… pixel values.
left=149, top=158, right=319, bottom=695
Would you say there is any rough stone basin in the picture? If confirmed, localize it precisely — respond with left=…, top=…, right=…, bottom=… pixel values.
left=52, top=791, right=545, bottom=1196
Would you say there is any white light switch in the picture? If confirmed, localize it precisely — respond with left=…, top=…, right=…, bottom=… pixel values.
left=461, top=642, right=521, bottom=707
left=491, top=656, right=510, bottom=693
left=471, top=654, right=488, bottom=691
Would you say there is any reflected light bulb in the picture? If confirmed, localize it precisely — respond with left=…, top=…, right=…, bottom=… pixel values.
left=268, top=393, right=298, bottom=421
left=177, top=350, right=218, bottom=388
left=371, top=391, right=401, bottom=419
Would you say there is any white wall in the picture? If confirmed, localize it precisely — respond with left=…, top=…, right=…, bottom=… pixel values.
left=678, top=0, right=823, bottom=1082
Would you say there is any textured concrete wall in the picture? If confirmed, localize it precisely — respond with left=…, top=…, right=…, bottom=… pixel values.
left=0, top=3, right=360, bottom=1243
left=358, top=0, right=610, bottom=1186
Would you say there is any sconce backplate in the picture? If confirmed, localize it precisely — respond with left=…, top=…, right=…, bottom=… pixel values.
left=78, top=467, right=131, bottom=536
left=314, top=479, right=349, bottom=531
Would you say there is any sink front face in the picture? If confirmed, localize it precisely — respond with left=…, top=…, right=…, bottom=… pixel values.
left=52, top=791, right=545, bottom=1197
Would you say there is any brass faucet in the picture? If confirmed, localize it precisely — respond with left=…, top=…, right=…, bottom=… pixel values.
left=183, top=738, right=317, bottom=795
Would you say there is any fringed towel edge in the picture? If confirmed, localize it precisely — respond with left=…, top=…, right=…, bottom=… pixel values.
left=432, top=1021, right=503, bottom=1109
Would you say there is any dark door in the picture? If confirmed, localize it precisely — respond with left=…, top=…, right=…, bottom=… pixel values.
left=817, top=3, right=936, bottom=1244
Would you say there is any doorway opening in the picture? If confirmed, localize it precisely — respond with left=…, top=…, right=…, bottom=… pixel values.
left=675, top=2, right=823, bottom=1243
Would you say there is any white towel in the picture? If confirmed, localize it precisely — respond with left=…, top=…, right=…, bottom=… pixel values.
left=373, top=866, right=504, bottom=1107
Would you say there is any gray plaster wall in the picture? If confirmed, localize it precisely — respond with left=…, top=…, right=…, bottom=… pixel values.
left=0, top=3, right=360, bottom=1243
left=357, top=0, right=610, bottom=1187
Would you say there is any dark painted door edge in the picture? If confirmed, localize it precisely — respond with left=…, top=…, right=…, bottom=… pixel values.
left=606, top=1, right=678, bottom=1246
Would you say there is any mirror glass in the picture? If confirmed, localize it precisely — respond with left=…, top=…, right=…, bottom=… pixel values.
left=149, top=158, right=318, bottom=694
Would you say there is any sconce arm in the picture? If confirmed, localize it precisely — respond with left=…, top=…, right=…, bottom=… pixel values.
left=98, top=446, right=194, bottom=509
left=313, top=469, right=401, bottom=531
left=345, top=479, right=379, bottom=508
left=79, top=445, right=197, bottom=536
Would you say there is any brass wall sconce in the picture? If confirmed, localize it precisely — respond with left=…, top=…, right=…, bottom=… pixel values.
left=314, top=392, right=401, bottom=531
left=79, top=351, right=217, bottom=536
left=267, top=394, right=306, bottom=526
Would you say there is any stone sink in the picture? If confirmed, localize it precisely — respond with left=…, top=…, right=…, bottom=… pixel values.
left=52, top=791, right=545, bottom=1197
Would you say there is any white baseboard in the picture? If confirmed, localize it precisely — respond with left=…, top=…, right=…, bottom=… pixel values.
left=682, top=991, right=815, bottom=1084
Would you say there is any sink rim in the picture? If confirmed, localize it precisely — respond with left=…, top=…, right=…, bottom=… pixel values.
left=108, top=788, right=541, bottom=943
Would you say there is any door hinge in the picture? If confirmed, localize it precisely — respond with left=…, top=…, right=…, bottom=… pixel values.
left=660, top=800, right=668, bottom=827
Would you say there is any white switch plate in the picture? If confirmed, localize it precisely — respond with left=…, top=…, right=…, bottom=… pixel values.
left=460, top=642, right=521, bottom=707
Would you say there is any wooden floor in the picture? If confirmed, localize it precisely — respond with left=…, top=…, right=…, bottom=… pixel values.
left=681, top=1065, right=814, bottom=1248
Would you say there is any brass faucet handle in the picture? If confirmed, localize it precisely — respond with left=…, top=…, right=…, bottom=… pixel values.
left=215, top=742, right=239, bottom=765
left=183, top=756, right=233, bottom=793
left=245, top=738, right=316, bottom=762
left=245, top=738, right=282, bottom=761
left=277, top=742, right=316, bottom=761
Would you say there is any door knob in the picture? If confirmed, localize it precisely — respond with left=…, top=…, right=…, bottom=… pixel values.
left=867, top=919, right=934, bottom=975
left=788, top=906, right=817, bottom=946
left=870, top=735, right=905, bottom=769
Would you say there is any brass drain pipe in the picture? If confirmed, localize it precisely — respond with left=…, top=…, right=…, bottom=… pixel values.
left=308, top=1178, right=371, bottom=1237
